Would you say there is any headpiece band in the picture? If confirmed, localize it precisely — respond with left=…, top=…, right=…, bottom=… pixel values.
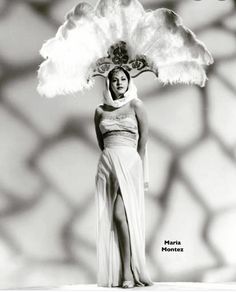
left=92, top=41, right=158, bottom=78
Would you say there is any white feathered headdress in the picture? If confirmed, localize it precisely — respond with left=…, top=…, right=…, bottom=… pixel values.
left=37, top=0, right=213, bottom=98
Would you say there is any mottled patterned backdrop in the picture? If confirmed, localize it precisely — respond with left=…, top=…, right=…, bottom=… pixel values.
left=0, top=0, right=236, bottom=288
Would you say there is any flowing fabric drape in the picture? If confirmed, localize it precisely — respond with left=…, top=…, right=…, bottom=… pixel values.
left=95, top=135, right=153, bottom=287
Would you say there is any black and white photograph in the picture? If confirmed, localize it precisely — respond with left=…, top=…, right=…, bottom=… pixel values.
left=0, top=0, right=236, bottom=291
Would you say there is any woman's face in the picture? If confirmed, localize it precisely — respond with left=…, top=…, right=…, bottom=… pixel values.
left=110, top=70, right=129, bottom=98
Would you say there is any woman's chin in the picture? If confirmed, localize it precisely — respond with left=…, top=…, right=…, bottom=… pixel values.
left=117, top=90, right=126, bottom=96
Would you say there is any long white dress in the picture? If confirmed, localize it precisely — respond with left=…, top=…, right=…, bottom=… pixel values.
left=95, top=111, right=153, bottom=287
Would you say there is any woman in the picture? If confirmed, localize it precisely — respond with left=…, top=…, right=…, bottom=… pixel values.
left=94, top=66, right=153, bottom=288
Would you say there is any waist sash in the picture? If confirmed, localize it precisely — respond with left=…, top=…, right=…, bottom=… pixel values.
left=103, top=132, right=137, bottom=148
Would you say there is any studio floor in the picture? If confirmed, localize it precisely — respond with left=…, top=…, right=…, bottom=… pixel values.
left=5, top=282, right=236, bottom=292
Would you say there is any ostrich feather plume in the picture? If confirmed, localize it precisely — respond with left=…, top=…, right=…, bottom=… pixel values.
left=37, top=0, right=213, bottom=97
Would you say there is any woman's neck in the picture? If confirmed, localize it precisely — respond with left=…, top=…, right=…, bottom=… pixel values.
left=112, top=93, right=125, bottom=100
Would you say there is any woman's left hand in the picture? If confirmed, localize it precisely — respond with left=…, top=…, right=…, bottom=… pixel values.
left=138, top=148, right=145, bottom=161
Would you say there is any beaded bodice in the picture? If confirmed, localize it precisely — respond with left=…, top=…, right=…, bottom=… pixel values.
left=99, top=114, right=138, bottom=136
left=99, top=113, right=138, bottom=148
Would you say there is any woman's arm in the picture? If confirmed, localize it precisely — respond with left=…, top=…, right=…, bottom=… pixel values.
left=132, top=99, right=149, bottom=160
left=94, top=106, right=104, bottom=151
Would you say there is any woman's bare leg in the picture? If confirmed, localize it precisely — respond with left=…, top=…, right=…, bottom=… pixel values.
left=113, top=189, right=133, bottom=282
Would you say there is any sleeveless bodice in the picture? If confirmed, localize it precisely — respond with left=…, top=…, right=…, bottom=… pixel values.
left=99, top=114, right=138, bottom=148
left=99, top=114, right=138, bottom=135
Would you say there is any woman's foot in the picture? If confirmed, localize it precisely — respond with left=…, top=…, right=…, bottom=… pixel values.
left=122, top=280, right=135, bottom=288
left=122, top=268, right=135, bottom=288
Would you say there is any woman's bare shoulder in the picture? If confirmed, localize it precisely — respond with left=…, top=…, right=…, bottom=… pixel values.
left=130, top=98, right=145, bottom=113
left=95, top=104, right=104, bottom=116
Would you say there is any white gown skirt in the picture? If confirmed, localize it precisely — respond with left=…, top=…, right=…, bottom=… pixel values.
left=95, top=136, right=153, bottom=287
